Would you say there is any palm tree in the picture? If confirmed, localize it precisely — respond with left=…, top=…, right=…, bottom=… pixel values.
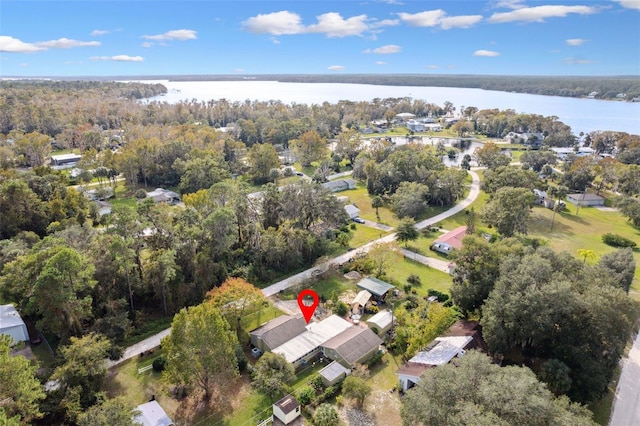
left=577, top=249, right=597, bottom=264
left=396, top=219, right=419, bottom=248
left=371, top=196, right=383, bottom=221
left=547, top=185, right=568, bottom=230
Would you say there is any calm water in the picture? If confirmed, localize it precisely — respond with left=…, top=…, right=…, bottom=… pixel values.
left=136, top=80, right=640, bottom=135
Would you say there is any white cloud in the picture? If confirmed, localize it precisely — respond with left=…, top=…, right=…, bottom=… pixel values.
left=398, top=10, right=445, bottom=27
left=614, top=0, right=640, bottom=10
left=439, top=15, right=484, bottom=29
left=242, top=11, right=304, bottom=35
left=398, top=10, right=482, bottom=29
left=363, top=44, right=402, bottom=54
left=36, top=38, right=100, bottom=49
left=91, top=55, right=144, bottom=62
left=376, top=61, right=387, bottom=65
left=91, top=30, right=110, bottom=36
left=473, top=49, right=501, bottom=57
left=564, top=56, right=593, bottom=64
left=488, top=5, right=597, bottom=23
left=141, top=42, right=154, bottom=48
left=566, top=38, right=587, bottom=46
left=494, top=0, right=526, bottom=9
left=306, top=13, right=369, bottom=37
left=242, top=11, right=396, bottom=38
left=0, top=36, right=45, bottom=52
left=327, top=65, right=345, bottom=71
left=425, top=64, right=439, bottom=69
left=270, top=37, right=281, bottom=44
left=141, top=29, right=197, bottom=41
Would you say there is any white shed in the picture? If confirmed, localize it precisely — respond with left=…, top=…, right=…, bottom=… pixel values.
left=134, top=401, right=174, bottom=426
left=273, top=394, right=301, bottom=425
left=0, top=304, right=29, bottom=344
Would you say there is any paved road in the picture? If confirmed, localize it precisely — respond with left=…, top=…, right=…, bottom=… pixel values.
left=107, top=328, right=171, bottom=368
left=609, top=331, right=640, bottom=426
left=399, top=248, right=451, bottom=273
left=261, top=170, right=480, bottom=297
left=107, top=170, right=480, bottom=363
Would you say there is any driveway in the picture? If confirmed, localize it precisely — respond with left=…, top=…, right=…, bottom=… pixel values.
left=609, top=331, right=640, bottom=426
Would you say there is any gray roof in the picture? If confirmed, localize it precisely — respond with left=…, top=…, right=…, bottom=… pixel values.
left=344, top=204, right=360, bottom=216
left=356, top=277, right=395, bottom=297
left=319, top=361, right=350, bottom=382
left=274, top=394, right=300, bottom=415
left=134, top=401, right=173, bottom=426
left=322, top=326, right=382, bottom=366
left=366, top=310, right=394, bottom=330
left=250, top=315, right=307, bottom=351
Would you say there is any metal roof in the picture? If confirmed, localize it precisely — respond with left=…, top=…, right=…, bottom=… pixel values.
left=356, top=277, right=395, bottom=297
left=319, top=361, right=350, bottom=382
left=366, top=310, right=394, bottom=330
left=409, top=336, right=473, bottom=366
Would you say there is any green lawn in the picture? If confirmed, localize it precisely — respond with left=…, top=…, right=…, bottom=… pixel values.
left=386, top=258, right=452, bottom=296
left=340, top=184, right=400, bottom=228
left=349, top=225, right=391, bottom=247
left=240, top=305, right=284, bottom=332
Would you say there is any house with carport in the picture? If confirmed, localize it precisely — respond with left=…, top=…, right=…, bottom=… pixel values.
left=250, top=314, right=307, bottom=353
left=356, top=277, right=395, bottom=303
left=396, top=320, right=487, bottom=392
left=321, top=326, right=382, bottom=368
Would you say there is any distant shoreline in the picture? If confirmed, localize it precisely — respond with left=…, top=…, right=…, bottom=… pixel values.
left=2, top=74, right=639, bottom=101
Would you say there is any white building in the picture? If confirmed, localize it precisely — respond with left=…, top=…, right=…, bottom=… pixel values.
left=133, top=401, right=173, bottom=426
left=0, top=304, right=29, bottom=344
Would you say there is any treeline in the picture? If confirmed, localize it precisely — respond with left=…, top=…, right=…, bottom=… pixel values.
left=166, top=73, right=640, bottom=100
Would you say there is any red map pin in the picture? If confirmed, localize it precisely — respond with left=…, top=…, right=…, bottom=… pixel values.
left=297, top=289, right=319, bottom=324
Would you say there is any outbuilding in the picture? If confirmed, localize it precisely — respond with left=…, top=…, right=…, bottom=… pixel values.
left=366, top=310, right=395, bottom=335
left=133, top=400, right=174, bottom=426
left=567, top=193, right=605, bottom=206
left=318, top=360, right=351, bottom=386
left=272, top=394, right=301, bottom=425
left=356, top=277, right=395, bottom=303
left=0, top=304, right=29, bottom=344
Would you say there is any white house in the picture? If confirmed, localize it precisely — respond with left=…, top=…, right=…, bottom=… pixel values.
left=0, top=304, right=29, bottom=344
left=567, top=193, right=605, bottom=206
left=344, top=204, right=360, bottom=219
left=272, top=394, right=301, bottom=425
left=134, top=401, right=174, bottom=426
left=50, top=153, right=81, bottom=167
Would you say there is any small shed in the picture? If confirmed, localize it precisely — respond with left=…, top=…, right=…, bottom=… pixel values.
left=356, top=277, right=395, bottom=302
left=318, top=360, right=351, bottom=386
left=567, top=193, right=605, bottom=206
left=366, top=310, right=395, bottom=335
left=134, top=401, right=174, bottom=426
left=273, top=394, right=301, bottom=425
left=50, top=153, right=81, bottom=166
left=351, top=290, right=372, bottom=314
left=0, top=304, right=29, bottom=344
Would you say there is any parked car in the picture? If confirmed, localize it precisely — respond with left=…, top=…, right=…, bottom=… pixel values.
left=352, top=217, right=365, bottom=224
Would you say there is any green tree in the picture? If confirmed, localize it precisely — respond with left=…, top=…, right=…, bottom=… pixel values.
left=163, top=303, right=239, bottom=401
left=49, top=333, right=111, bottom=421
left=473, top=142, right=511, bottom=169
left=594, top=248, right=635, bottom=293
left=76, top=395, right=137, bottom=426
left=313, top=403, right=340, bottom=426
left=396, top=219, right=419, bottom=247
left=0, top=179, right=49, bottom=238
left=393, top=301, right=458, bottom=359
left=547, top=185, right=568, bottom=230
left=0, top=335, right=45, bottom=423
left=371, top=195, right=383, bottom=221
left=401, top=351, right=597, bottom=426
left=480, top=187, right=535, bottom=237
left=341, top=376, right=371, bottom=408
left=291, top=130, right=327, bottom=167
left=367, top=242, right=401, bottom=279
left=174, top=153, right=230, bottom=194
left=391, top=182, right=429, bottom=219
left=251, top=352, right=296, bottom=400
left=248, top=143, right=280, bottom=184
left=577, top=248, right=596, bottom=264
left=206, top=277, right=266, bottom=335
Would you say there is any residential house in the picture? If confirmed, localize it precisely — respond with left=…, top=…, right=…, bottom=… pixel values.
left=250, top=314, right=307, bottom=353
left=50, top=153, right=82, bottom=167
left=321, top=326, right=382, bottom=368
left=272, top=394, right=301, bottom=425
left=505, top=132, right=544, bottom=148
left=134, top=400, right=174, bottom=426
left=318, top=360, right=351, bottom=386
left=272, top=315, right=352, bottom=368
left=356, top=277, right=395, bottom=303
left=0, top=304, right=29, bottom=344
left=366, top=310, right=395, bottom=335
left=566, top=193, right=605, bottom=206
left=396, top=320, right=487, bottom=391
left=395, top=112, right=416, bottom=122
left=146, top=188, right=181, bottom=205
left=322, top=179, right=357, bottom=193
left=344, top=204, right=360, bottom=219
left=431, top=226, right=467, bottom=255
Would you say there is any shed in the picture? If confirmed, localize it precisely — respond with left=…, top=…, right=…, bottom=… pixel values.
left=146, top=188, right=181, bottom=204
left=567, top=193, right=605, bottom=206
left=350, top=290, right=371, bottom=314
left=356, top=277, right=395, bottom=301
left=134, top=400, right=174, bottom=426
left=50, top=153, right=81, bottom=166
left=273, top=394, right=301, bottom=425
left=344, top=204, right=360, bottom=219
left=322, top=179, right=357, bottom=193
left=0, top=304, right=29, bottom=344
left=318, top=361, right=351, bottom=386
left=366, top=310, right=395, bottom=335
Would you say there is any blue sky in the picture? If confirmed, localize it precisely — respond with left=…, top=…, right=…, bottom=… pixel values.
left=1, top=0, right=639, bottom=77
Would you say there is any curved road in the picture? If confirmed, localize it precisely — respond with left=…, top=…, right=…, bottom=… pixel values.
left=107, top=170, right=480, bottom=366
left=261, top=170, right=480, bottom=296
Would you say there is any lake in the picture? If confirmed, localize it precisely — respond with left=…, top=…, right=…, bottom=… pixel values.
left=135, top=80, right=640, bottom=135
